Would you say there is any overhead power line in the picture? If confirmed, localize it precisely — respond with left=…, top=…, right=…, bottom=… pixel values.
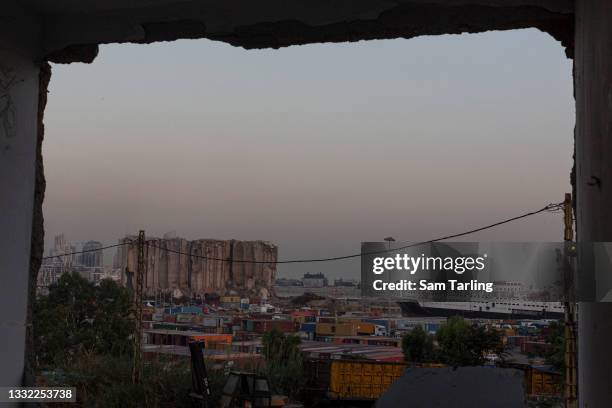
left=146, top=202, right=564, bottom=264
left=41, top=241, right=131, bottom=260
left=40, top=202, right=563, bottom=264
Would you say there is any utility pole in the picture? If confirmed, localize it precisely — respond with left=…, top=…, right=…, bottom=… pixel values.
left=132, top=230, right=146, bottom=384
left=563, top=194, right=577, bottom=408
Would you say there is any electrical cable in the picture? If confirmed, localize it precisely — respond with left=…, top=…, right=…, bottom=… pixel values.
left=144, top=202, right=564, bottom=264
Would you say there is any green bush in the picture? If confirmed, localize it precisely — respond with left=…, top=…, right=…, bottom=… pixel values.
left=402, top=326, right=436, bottom=364
left=40, top=353, right=226, bottom=407
left=34, top=272, right=226, bottom=407
left=436, top=316, right=502, bottom=367
left=262, top=328, right=305, bottom=399
left=34, top=273, right=133, bottom=366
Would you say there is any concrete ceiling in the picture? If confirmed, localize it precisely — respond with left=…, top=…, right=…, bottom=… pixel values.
left=3, top=1, right=574, bottom=62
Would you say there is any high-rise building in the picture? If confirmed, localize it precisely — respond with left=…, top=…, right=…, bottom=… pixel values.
left=79, top=240, right=103, bottom=267
left=38, top=235, right=107, bottom=292
left=38, top=233, right=76, bottom=291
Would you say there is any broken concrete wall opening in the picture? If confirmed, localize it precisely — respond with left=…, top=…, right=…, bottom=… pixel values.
left=3, top=0, right=612, bottom=406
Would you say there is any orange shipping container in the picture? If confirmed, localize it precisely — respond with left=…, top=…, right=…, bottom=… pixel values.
left=220, top=296, right=241, bottom=303
left=189, top=334, right=232, bottom=349
left=356, top=323, right=375, bottom=335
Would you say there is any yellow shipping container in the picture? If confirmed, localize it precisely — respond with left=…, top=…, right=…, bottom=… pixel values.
left=316, top=322, right=372, bottom=337
left=316, top=323, right=335, bottom=336
left=356, top=322, right=375, bottom=335
left=526, top=367, right=562, bottom=396
left=328, top=360, right=405, bottom=400
left=335, top=323, right=358, bottom=336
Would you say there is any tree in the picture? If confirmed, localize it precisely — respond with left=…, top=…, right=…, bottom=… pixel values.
left=34, top=272, right=133, bottom=365
left=545, top=321, right=565, bottom=372
left=261, top=328, right=305, bottom=399
left=43, top=352, right=226, bottom=407
left=467, top=324, right=504, bottom=361
left=436, top=316, right=501, bottom=367
left=91, top=278, right=134, bottom=356
left=402, top=326, right=436, bottom=364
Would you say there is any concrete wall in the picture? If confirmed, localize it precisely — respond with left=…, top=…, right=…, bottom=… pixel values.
left=1, top=1, right=575, bottom=63
left=575, top=1, right=612, bottom=406
left=9, top=2, right=612, bottom=406
left=0, top=49, right=41, bottom=389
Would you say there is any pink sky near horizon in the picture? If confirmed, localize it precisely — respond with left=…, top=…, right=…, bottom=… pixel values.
left=42, top=28, right=574, bottom=278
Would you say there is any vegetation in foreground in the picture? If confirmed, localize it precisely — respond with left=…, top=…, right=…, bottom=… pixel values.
left=39, top=353, right=217, bottom=407
left=34, top=272, right=134, bottom=365
left=402, top=316, right=503, bottom=367
left=34, top=273, right=226, bottom=407
left=36, top=274, right=565, bottom=406
left=34, top=273, right=305, bottom=407
left=261, top=328, right=306, bottom=401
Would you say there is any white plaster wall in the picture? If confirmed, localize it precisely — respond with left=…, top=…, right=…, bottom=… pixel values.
left=0, top=50, right=40, bottom=390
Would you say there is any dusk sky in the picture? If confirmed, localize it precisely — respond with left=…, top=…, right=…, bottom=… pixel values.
left=42, top=28, right=574, bottom=279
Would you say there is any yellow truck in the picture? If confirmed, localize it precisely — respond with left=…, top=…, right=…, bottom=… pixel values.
left=306, top=359, right=406, bottom=400
left=525, top=366, right=562, bottom=396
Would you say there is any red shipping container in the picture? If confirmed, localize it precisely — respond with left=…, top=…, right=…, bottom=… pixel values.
left=521, top=342, right=551, bottom=355
left=163, top=314, right=177, bottom=323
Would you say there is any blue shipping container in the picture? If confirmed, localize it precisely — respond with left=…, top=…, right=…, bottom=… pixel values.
left=301, top=323, right=316, bottom=333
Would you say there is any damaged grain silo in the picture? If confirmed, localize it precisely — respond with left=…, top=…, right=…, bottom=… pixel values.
left=116, top=235, right=278, bottom=298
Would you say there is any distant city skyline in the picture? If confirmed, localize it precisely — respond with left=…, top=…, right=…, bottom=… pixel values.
left=43, top=28, right=574, bottom=279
